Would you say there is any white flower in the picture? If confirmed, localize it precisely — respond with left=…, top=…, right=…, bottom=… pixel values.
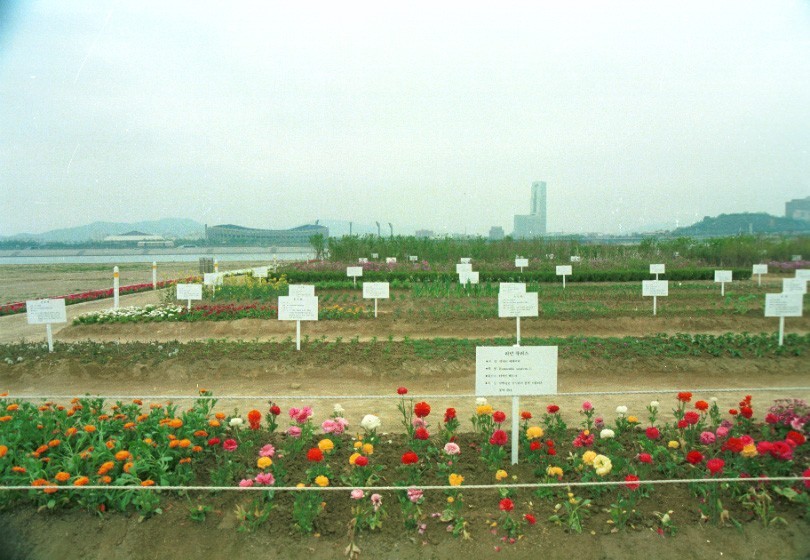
left=360, top=414, right=381, bottom=431
left=229, top=417, right=243, bottom=427
left=710, top=397, right=718, bottom=403
left=649, top=401, right=659, bottom=409
left=475, top=397, right=488, bottom=406
left=593, top=454, right=612, bottom=476
left=333, top=404, right=345, bottom=415
left=600, top=428, right=615, bottom=439
left=615, top=405, right=628, bottom=416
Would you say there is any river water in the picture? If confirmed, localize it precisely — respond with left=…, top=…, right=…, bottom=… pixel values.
left=0, top=252, right=313, bottom=265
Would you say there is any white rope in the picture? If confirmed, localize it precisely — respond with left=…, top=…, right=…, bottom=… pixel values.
left=0, top=476, right=806, bottom=493
left=5, top=386, right=809, bottom=401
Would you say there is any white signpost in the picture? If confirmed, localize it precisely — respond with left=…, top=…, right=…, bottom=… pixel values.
left=176, top=283, right=203, bottom=310
left=476, top=346, right=558, bottom=464
left=458, top=271, right=479, bottom=285
left=204, top=272, right=224, bottom=297
left=765, top=293, right=804, bottom=346
left=253, top=267, right=268, bottom=278
left=460, top=258, right=471, bottom=264
left=358, top=258, right=368, bottom=264
left=152, top=261, right=157, bottom=289
left=714, top=270, right=732, bottom=296
left=386, top=257, right=397, bottom=264
left=650, top=264, right=665, bottom=279
left=288, top=285, right=315, bottom=297
left=278, top=296, right=319, bottom=351
left=371, top=253, right=379, bottom=259
left=499, top=282, right=527, bottom=296
left=796, top=270, right=810, bottom=281
left=570, top=256, right=581, bottom=263
left=409, top=255, right=418, bottom=262
left=346, top=266, right=363, bottom=287
left=556, top=265, right=572, bottom=289
left=515, top=258, right=529, bottom=273
left=498, top=291, right=538, bottom=345
left=455, top=263, right=473, bottom=274
left=642, top=280, right=669, bottom=316
left=113, top=266, right=120, bottom=309
left=752, top=264, right=768, bottom=286
left=362, top=282, right=390, bottom=318
left=26, top=298, right=67, bottom=352
left=783, top=278, right=808, bottom=295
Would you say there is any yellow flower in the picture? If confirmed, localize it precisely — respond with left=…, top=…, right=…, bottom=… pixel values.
left=296, top=482, right=306, bottom=488
left=627, top=415, right=639, bottom=424
left=476, top=404, right=493, bottom=416
left=257, top=456, right=272, bottom=469
left=741, top=443, right=758, bottom=458
left=495, top=470, right=508, bottom=481
left=349, top=452, right=361, bottom=465
left=314, top=475, right=329, bottom=487
left=447, top=496, right=455, bottom=503
left=581, top=450, right=597, bottom=465
left=353, top=441, right=363, bottom=449
left=362, top=443, right=374, bottom=455
left=593, top=454, right=612, bottom=476
left=448, top=473, right=464, bottom=487
left=525, top=426, right=544, bottom=440
left=546, top=466, right=563, bottom=478
left=668, top=440, right=680, bottom=449
left=317, top=439, right=334, bottom=453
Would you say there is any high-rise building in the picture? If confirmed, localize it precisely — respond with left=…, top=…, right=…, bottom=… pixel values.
left=513, top=181, right=547, bottom=238
left=786, top=196, right=810, bottom=222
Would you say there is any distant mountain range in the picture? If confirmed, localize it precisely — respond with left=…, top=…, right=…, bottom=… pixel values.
left=3, top=218, right=206, bottom=243
left=671, top=213, right=810, bottom=237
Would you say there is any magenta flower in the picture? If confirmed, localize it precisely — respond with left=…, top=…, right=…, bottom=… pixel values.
left=351, top=489, right=365, bottom=500
left=259, top=444, right=275, bottom=458
left=699, top=431, right=716, bottom=445
left=254, top=472, right=275, bottom=486
left=238, top=478, right=254, bottom=487
left=371, top=493, right=382, bottom=512
left=286, top=426, right=302, bottom=438
left=407, top=488, right=424, bottom=503
left=582, top=401, right=593, bottom=411
left=222, top=439, right=238, bottom=452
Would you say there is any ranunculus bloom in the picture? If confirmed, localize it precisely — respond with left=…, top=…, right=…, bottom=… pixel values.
left=645, top=427, right=660, bottom=440
left=351, top=489, right=365, bottom=500
left=255, top=472, right=275, bottom=486
left=371, top=493, right=382, bottom=511
left=407, top=488, right=423, bottom=503
left=489, top=429, right=508, bottom=446
left=683, top=411, right=700, bottom=425
left=786, top=431, right=806, bottom=446
left=306, top=448, right=324, bottom=462
left=638, top=452, right=653, bottom=464
left=414, top=427, right=429, bottom=440
left=354, top=455, right=369, bottom=467
left=582, top=450, right=597, bottom=465
left=287, top=426, right=302, bottom=438
left=740, top=407, right=753, bottom=419
left=686, top=450, right=704, bottom=465
left=443, top=442, right=460, bottom=455
left=257, top=456, right=272, bottom=469
left=499, top=498, right=514, bottom=512
left=259, top=444, right=275, bottom=457
left=769, top=441, right=793, bottom=461
left=546, top=466, right=563, bottom=479
left=401, top=451, right=419, bottom=465
left=495, top=469, right=508, bottom=481
left=624, top=474, right=640, bottom=490
left=269, top=404, right=281, bottom=416
left=593, top=454, right=612, bottom=476
left=397, top=387, right=408, bottom=395
left=521, top=411, right=532, bottom=420
left=238, top=478, right=254, bottom=487
left=360, top=415, right=381, bottom=431
left=314, top=475, right=329, bottom=487
left=706, top=458, right=724, bottom=476
left=699, top=431, right=716, bottom=445
left=723, top=438, right=744, bottom=454
left=247, top=410, right=262, bottom=430
left=716, top=426, right=729, bottom=438
left=448, top=473, right=464, bottom=486
left=765, top=413, right=778, bottom=424
left=414, top=402, right=431, bottom=418
left=222, top=439, right=238, bottom=452
left=582, top=401, right=593, bottom=411
left=493, top=411, right=506, bottom=423
left=615, top=405, right=628, bottom=415
left=677, top=420, right=688, bottom=429
left=741, top=443, right=758, bottom=458
left=803, top=468, right=810, bottom=489
left=547, top=404, right=560, bottom=414
left=695, top=400, right=709, bottom=411
left=524, top=513, right=537, bottom=525
left=444, top=408, right=456, bottom=422
left=526, top=426, right=544, bottom=440
left=530, top=441, right=542, bottom=451
left=600, top=429, right=615, bottom=439
left=677, top=392, right=692, bottom=403
left=318, top=439, right=334, bottom=453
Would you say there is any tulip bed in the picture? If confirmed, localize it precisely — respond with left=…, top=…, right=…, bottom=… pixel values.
left=1, top=389, right=808, bottom=540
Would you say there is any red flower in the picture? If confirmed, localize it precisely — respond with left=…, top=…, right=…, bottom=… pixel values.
left=401, top=451, right=419, bottom=465
left=803, top=468, right=810, bottom=489
left=729, top=409, right=738, bottom=416
left=683, top=411, right=700, bottom=425
left=686, top=450, right=704, bottom=465
left=499, top=498, right=514, bottom=512
left=222, top=439, right=238, bottom=452
left=397, top=387, right=408, bottom=395
left=414, top=427, right=429, bottom=440
left=269, top=404, right=281, bottom=416
left=547, top=447, right=557, bottom=456
left=529, top=441, right=542, bottom=451
left=624, top=474, right=640, bottom=490
left=524, top=513, right=537, bottom=525
left=677, top=392, right=692, bottom=403
left=414, top=402, right=431, bottom=418
left=444, top=408, right=456, bottom=422
left=207, top=437, right=221, bottom=447
left=520, top=411, right=532, bottom=420
left=645, top=427, right=660, bottom=440
left=740, top=407, right=753, bottom=419
left=786, top=431, right=806, bottom=446
left=306, top=448, right=324, bottom=462
left=247, top=409, right=262, bottom=430
left=489, top=429, right=508, bottom=446
left=770, top=441, right=793, bottom=461
left=546, top=404, right=560, bottom=414
left=765, top=413, right=778, bottom=424
left=723, top=438, right=744, bottom=454
left=354, top=456, right=369, bottom=467
left=493, top=411, right=506, bottom=424
left=695, top=400, right=709, bottom=411
left=638, top=452, right=653, bottom=464
left=706, top=458, right=724, bottom=476
left=677, top=420, right=688, bottom=429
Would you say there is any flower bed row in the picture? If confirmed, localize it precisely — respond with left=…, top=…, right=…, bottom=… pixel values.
left=0, top=278, right=200, bottom=318
left=1, top=390, right=808, bottom=537
left=72, top=303, right=367, bottom=324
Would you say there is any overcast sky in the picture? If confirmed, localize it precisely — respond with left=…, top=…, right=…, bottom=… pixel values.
left=1, top=1, right=808, bottom=236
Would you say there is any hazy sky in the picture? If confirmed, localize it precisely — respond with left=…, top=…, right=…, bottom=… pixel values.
left=1, top=1, right=809, bottom=236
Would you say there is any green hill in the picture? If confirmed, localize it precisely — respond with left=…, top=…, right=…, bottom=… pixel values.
left=672, top=213, right=810, bottom=237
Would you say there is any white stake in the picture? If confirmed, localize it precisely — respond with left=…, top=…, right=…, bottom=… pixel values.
left=721, top=282, right=725, bottom=297
left=152, top=261, right=157, bottom=289
left=374, top=298, right=378, bottom=318
left=563, top=275, right=566, bottom=289
left=516, top=316, right=521, bottom=346
left=46, top=323, right=54, bottom=353
left=296, top=320, right=301, bottom=351
left=511, top=396, right=520, bottom=465
left=187, top=298, right=191, bottom=311
left=113, top=266, right=120, bottom=309
left=653, top=295, right=657, bottom=316
left=779, top=316, right=785, bottom=346
left=757, top=273, right=762, bottom=287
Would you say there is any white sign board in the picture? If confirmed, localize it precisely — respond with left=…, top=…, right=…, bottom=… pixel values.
left=288, top=285, right=315, bottom=297
left=26, top=299, right=67, bottom=324
left=783, top=278, right=807, bottom=295
left=458, top=271, right=479, bottom=284
left=650, top=264, right=666, bottom=275
left=358, top=258, right=368, bottom=263
left=476, top=346, right=558, bottom=396
left=642, top=280, right=669, bottom=297
left=570, top=256, right=581, bottom=263
left=556, top=265, right=572, bottom=276
left=796, top=270, right=810, bottom=280
left=515, top=258, right=529, bottom=268
left=371, top=253, right=379, bottom=259
left=499, top=283, right=527, bottom=296
left=176, top=284, right=203, bottom=300
left=409, top=255, right=418, bottom=262
left=498, top=292, right=539, bottom=318
left=252, top=267, right=268, bottom=278
left=278, top=296, right=319, bottom=321
left=460, top=258, right=471, bottom=264
left=203, top=273, right=223, bottom=286
left=346, top=266, right=363, bottom=278
left=386, top=257, right=397, bottom=264
left=714, top=270, right=733, bottom=283
left=362, top=282, right=390, bottom=299
left=455, top=263, right=473, bottom=274
left=765, top=293, right=804, bottom=318
left=752, top=264, right=768, bottom=275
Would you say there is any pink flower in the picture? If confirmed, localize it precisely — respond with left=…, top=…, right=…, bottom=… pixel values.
left=443, top=442, right=460, bottom=455
left=254, top=472, right=275, bottom=486
left=286, top=426, right=302, bottom=438
left=407, top=488, right=423, bottom=503
left=259, top=444, right=275, bottom=458
left=715, top=426, right=729, bottom=438
left=238, top=478, right=254, bottom=487
left=222, top=439, right=238, bottom=452
left=411, top=417, right=427, bottom=429
left=582, top=401, right=593, bottom=411
left=699, top=431, right=716, bottom=445
left=414, top=427, right=430, bottom=440
left=289, top=406, right=313, bottom=424
left=371, top=493, right=382, bottom=512
left=351, top=489, right=364, bottom=500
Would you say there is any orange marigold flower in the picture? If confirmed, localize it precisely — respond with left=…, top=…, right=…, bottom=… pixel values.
left=6, top=404, right=19, bottom=412
left=43, top=485, right=58, bottom=494
left=97, top=461, right=115, bottom=475
left=123, top=462, right=134, bottom=473
left=105, top=441, right=116, bottom=449
left=0, top=391, right=7, bottom=397
left=168, top=418, right=183, bottom=429
left=36, top=424, right=44, bottom=430
left=179, top=457, right=191, bottom=464
left=38, top=405, right=50, bottom=412
left=149, top=404, right=161, bottom=410
left=0, top=444, right=7, bottom=458
left=65, top=427, right=77, bottom=437
left=83, top=425, right=96, bottom=433
left=178, top=439, right=191, bottom=448
left=34, top=444, right=49, bottom=455
left=208, top=420, right=220, bottom=428
left=99, top=475, right=112, bottom=484
left=193, top=430, right=208, bottom=438
left=54, top=472, right=71, bottom=483
left=56, top=405, right=65, bottom=411
left=169, top=440, right=180, bottom=448
left=114, top=450, right=131, bottom=461
left=97, top=414, right=110, bottom=421
left=215, top=412, right=225, bottom=420
left=73, top=404, right=83, bottom=411
left=143, top=438, right=153, bottom=445
left=41, top=457, right=51, bottom=463
left=191, top=445, right=202, bottom=453
left=65, top=409, right=75, bottom=417
left=140, top=479, right=155, bottom=487
left=71, top=398, right=80, bottom=404
left=32, top=478, right=49, bottom=486
left=48, top=439, right=61, bottom=448
left=123, top=422, right=136, bottom=430
left=74, top=476, right=90, bottom=486
left=114, top=414, right=127, bottom=420
left=0, top=416, right=12, bottom=422
left=133, top=399, right=143, bottom=406
left=136, top=414, right=149, bottom=422
left=11, top=466, right=26, bottom=473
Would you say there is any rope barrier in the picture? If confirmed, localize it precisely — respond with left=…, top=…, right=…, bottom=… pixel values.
left=5, top=386, right=809, bottom=401
left=0, top=476, right=806, bottom=493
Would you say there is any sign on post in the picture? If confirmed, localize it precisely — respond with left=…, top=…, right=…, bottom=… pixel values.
left=113, top=266, right=120, bottom=309
left=26, top=299, right=67, bottom=352
left=458, top=271, right=479, bottom=285
left=288, top=285, right=315, bottom=297
left=752, top=264, right=767, bottom=286
left=476, top=346, right=558, bottom=465
left=714, top=270, right=732, bottom=296
left=371, top=253, right=379, bottom=259
left=649, top=264, right=665, bottom=279
left=460, top=258, right=471, bottom=264
left=278, top=295, right=319, bottom=351
left=362, top=281, right=390, bottom=318
left=253, top=267, right=268, bottom=278
left=570, top=256, right=581, bottom=263
left=176, top=283, right=203, bottom=310
left=455, top=263, right=473, bottom=274
left=556, top=265, right=572, bottom=288
left=385, top=257, right=397, bottom=264
left=783, top=278, right=807, bottom=295
left=346, top=266, right=363, bottom=287
left=642, top=280, right=669, bottom=316
left=409, top=255, right=418, bottom=262
left=498, top=290, right=538, bottom=345
left=796, top=270, right=810, bottom=281
left=515, top=258, right=529, bottom=272
left=499, top=282, right=526, bottom=296
left=765, top=293, right=804, bottom=346
left=358, top=258, right=368, bottom=264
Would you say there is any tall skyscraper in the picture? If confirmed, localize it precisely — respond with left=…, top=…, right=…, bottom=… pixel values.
left=514, top=181, right=547, bottom=238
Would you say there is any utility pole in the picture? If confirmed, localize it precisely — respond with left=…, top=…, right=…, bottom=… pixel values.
left=388, top=222, right=393, bottom=237
left=375, top=222, right=381, bottom=237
